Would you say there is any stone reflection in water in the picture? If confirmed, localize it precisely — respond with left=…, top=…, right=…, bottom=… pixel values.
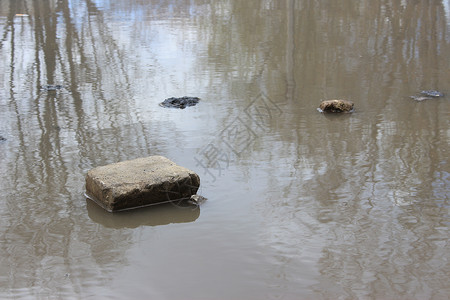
left=86, top=199, right=200, bottom=229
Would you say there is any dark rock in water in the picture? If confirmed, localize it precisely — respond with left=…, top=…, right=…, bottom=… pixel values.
left=421, top=90, right=444, bottom=97
left=41, top=84, right=64, bottom=91
left=160, top=96, right=200, bottom=109
left=319, top=99, right=354, bottom=113
left=0, top=135, right=6, bottom=142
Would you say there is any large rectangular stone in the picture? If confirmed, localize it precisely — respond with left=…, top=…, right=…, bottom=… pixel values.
left=85, top=156, right=200, bottom=212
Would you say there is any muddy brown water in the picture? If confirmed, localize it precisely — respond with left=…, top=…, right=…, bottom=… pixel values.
left=0, top=0, right=449, bottom=299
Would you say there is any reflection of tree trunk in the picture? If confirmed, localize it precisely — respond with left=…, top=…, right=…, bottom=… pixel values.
left=59, top=0, right=88, bottom=155
left=32, top=0, right=58, bottom=85
left=1, top=0, right=136, bottom=292
left=285, top=0, right=295, bottom=102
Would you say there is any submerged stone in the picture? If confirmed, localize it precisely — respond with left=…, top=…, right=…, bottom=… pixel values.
left=319, top=99, right=354, bottom=113
left=85, top=156, right=200, bottom=212
left=159, top=96, right=200, bottom=109
left=420, top=90, right=443, bottom=97
left=41, top=84, right=64, bottom=91
left=188, top=194, right=208, bottom=206
left=410, top=90, right=444, bottom=101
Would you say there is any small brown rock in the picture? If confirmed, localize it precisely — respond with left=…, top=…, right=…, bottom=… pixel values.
left=319, top=99, right=354, bottom=113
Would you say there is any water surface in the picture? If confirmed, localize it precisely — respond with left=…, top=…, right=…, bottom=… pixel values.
left=0, top=0, right=449, bottom=299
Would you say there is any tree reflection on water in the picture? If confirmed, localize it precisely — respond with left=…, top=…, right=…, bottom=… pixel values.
left=0, top=0, right=449, bottom=299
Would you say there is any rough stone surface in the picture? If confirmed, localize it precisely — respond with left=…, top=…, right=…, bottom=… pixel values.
left=85, top=156, right=200, bottom=212
left=319, top=99, right=354, bottom=113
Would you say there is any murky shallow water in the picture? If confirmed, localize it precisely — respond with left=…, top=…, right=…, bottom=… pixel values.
left=1, top=0, right=449, bottom=299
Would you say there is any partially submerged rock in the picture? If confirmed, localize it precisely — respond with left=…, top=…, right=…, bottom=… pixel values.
left=85, top=156, right=200, bottom=212
left=0, top=135, right=6, bottom=142
left=188, top=194, right=208, bottom=206
left=40, top=84, right=64, bottom=91
left=160, top=96, right=200, bottom=109
left=421, top=90, right=443, bottom=97
left=410, top=90, right=444, bottom=101
left=319, top=99, right=354, bottom=113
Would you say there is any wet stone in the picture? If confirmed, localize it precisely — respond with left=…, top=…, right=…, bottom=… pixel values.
left=318, top=99, right=354, bottom=113
left=159, top=96, right=200, bottom=109
left=40, top=84, right=64, bottom=91
left=85, top=156, right=200, bottom=212
left=0, top=135, right=6, bottom=141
